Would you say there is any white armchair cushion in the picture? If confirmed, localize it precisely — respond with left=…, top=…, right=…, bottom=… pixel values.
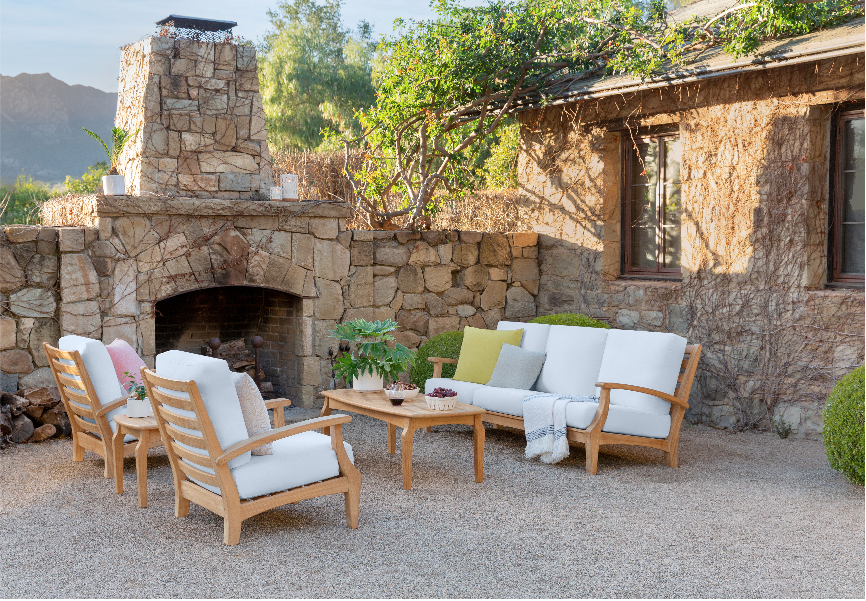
left=472, top=386, right=535, bottom=417
left=565, top=402, right=671, bottom=439
left=534, top=326, right=609, bottom=396
left=58, top=335, right=126, bottom=431
left=424, top=378, right=486, bottom=405
left=156, top=350, right=251, bottom=469
left=496, top=321, right=551, bottom=353
left=596, top=330, right=687, bottom=415
left=192, top=431, right=354, bottom=500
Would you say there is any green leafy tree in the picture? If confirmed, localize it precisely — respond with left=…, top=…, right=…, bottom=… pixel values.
left=0, top=174, right=52, bottom=225
left=260, top=0, right=377, bottom=152
left=65, top=162, right=109, bottom=194
left=478, top=121, right=520, bottom=189
left=343, top=0, right=864, bottom=227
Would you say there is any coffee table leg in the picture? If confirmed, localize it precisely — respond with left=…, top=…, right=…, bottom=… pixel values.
left=387, top=423, right=396, bottom=454
left=473, top=414, right=485, bottom=483
left=113, top=427, right=125, bottom=494
left=401, top=425, right=415, bottom=490
left=135, top=429, right=149, bottom=508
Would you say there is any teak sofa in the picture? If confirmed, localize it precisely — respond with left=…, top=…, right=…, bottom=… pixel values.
left=426, top=322, right=702, bottom=474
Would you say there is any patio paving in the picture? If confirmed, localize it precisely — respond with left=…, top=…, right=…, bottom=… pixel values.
left=1, top=410, right=863, bottom=598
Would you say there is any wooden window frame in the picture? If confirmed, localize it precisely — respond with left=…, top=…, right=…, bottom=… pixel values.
left=829, top=107, right=865, bottom=284
left=622, top=134, right=682, bottom=277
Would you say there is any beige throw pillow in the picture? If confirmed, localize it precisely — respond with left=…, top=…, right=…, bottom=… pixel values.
left=229, top=371, right=273, bottom=456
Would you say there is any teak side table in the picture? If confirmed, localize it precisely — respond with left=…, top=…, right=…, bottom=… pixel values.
left=112, top=414, right=162, bottom=508
left=321, top=389, right=486, bottom=490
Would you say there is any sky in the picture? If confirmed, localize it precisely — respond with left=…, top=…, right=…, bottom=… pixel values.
left=0, top=0, right=487, bottom=93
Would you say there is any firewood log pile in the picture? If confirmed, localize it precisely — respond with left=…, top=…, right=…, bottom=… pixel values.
left=213, top=339, right=273, bottom=393
left=0, top=387, right=70, bottom=448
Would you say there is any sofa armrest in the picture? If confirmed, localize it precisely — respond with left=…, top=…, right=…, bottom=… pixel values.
left=215, top=414, right=353, bottom=466
left=595, top=382, right=689, bottom=409
left=427, top=357, right=458, bottom=379
left=265, top=397, right=293, bottom=427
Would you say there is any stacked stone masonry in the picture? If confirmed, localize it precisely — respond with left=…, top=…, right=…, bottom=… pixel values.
left=2, top=196, right=539, bottom=412
left=115, top=37, right=272, bottom=199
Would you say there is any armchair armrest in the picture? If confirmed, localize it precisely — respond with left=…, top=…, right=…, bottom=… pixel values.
left=427, top=356, right=458, bottom=379
left=95, top=396, right=129, bottom=418
left=265, top=397, right=293, bottom=427
left=595, top=382, right=688, bottom=409
left=215, top=414, right=353, bottom=466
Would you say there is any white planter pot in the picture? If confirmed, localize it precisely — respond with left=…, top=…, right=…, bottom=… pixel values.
left=352, top=371, right=383, bottom=392
left=102, top=174, right=125, bottom=196
left=126, top=397, right=151, bottom=418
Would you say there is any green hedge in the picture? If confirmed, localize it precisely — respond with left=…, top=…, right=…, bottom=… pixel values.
left=410, top=330, right=464, bottom=388
left=823, top=366, right=865, bottom=485
left=530, top=313, right=610, bottom=329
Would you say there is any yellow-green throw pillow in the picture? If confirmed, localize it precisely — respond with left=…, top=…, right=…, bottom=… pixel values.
left=452, top=327, right=523, bottom=384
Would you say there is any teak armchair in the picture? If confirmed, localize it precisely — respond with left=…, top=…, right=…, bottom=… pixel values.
left=479, top=344, right=703, bottom=474
left=43, top=342, right=162, bottom=478
left=140, top=366, right=361, bottom=545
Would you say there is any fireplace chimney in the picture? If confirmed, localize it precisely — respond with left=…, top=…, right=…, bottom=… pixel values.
left=114, top=16, right=272, bottom=199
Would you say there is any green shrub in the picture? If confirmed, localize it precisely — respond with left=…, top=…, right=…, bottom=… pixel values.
left=823, top=366, right=865, bottom=485
left=410, top=330, right=464, bottom=388
left=530, top=313, right=610, bottom=329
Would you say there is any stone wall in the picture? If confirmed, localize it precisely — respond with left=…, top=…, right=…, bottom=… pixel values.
left=2, top=196, right=539, bottom=414
left=115, top=37, right=272, bottom=199
left=518, top=54, right=865, bottom=437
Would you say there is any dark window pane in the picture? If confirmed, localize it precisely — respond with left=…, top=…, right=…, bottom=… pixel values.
left=842, top=223, right=865, bottom=274
left=631, top=185, right=656, bottom=228
left=663, top=225, right=681, bottom=270
left=665, top=139, right=681, bottom=183
left=843, top=117, right=865, bottom=171
left=631, top=142, right=658, bottom=186
left=631, top=226, right=657, bottom=269
left=843, top=170, right=865, bottom=223
left=664, top=184, right=681, bottom=227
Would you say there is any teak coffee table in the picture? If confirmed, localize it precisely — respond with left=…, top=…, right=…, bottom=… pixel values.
left=321, top=389, right=486, bottom=490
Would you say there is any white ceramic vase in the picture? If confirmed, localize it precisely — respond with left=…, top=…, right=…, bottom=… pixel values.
left=127, top=397, right=151, bottom=418
left=352, top=371, right=383, bottom=392
left=102, top=174, right=125, bottom=195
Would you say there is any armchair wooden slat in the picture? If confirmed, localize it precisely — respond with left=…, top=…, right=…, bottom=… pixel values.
left=43, top=343, right=162, bottom=479
left=141, top=365, right=361, bottom=545
left=480, top=343, right=703, bottom=474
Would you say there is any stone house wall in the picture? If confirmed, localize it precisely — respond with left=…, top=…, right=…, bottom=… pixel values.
left=1, top=196, right=539, bottom=410
left=115, top=37, right=272, bottom=198
left=517, top=53, right=865, bottom=437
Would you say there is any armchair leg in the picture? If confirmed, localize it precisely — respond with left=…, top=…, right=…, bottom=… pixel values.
left=344, top=479, right=360, bottom=529
left=223, top=516, right=241, bottom=546
left=585, top=440, right=600, bottom=475
left=72, top=435, right=84, bottom=462
left=664, top=448, right=678, bottom=468
left=175, top=493, right=190, bottom=517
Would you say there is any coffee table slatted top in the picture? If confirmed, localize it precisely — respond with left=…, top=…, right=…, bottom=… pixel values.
left=322, top=389, right=484, bottom=417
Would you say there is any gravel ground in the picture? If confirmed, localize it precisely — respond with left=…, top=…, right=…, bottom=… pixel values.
left=1, top=409, right=863, bottom=598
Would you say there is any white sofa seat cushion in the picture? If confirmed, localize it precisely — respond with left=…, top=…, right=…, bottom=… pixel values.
left=496, top=321, right=551, bottom=353
left=191, top=431, right=354, bottom=500
left=534, top=325, right=609, bottom=396
left=424, top=378, right=486, bottom=405
left=596, top=330, right=687, bottom=415
left=156, top=350, right=252, bottom=469
left=565, top=402, right=671, bottom=439
left=58, top=335, right=126, bottom=432
left=472, top=386, right=535, bottom=417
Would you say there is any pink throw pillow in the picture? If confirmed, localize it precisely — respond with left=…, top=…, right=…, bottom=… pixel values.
left=105, top=339, right=147, bottom=394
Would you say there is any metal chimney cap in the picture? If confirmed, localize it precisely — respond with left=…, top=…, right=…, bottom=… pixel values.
left=155, top=15, right=237, bottom=32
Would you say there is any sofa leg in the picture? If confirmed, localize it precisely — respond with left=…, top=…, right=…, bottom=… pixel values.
left=223, top=517, right=241, bottom=546
left=585, top=441, right=599, bottom=475
left=664, top=449, right=678, bottom=468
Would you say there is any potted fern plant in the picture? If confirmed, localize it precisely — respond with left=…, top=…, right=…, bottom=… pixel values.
left=82, top=126, right=139, bottom=195
left=330, top=319, right=416, bottom=392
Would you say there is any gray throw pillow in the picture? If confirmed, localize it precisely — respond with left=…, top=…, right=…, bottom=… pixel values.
left=485, top=343, right=546, bottom=389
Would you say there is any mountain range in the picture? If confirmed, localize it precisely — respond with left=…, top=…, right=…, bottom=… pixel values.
left=1, top=73, right=117, bottom=185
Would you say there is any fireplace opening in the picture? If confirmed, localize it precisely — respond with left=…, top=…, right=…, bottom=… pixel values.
left=155, top=286, right=300, bottom=398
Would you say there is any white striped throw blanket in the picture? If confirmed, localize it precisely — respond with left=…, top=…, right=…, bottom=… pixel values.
left=524, top=393, right=600, bottom=463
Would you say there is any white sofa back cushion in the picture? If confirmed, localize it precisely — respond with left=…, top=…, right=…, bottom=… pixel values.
left=534, top=325, right=609, bottom=396
left=156, top=350, right=251, bottom=469
left=496, top=321, right=551, bottom=353
left=58, top=335, right=126, bottom=430
left=596, top=330, right=687, bottom=415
